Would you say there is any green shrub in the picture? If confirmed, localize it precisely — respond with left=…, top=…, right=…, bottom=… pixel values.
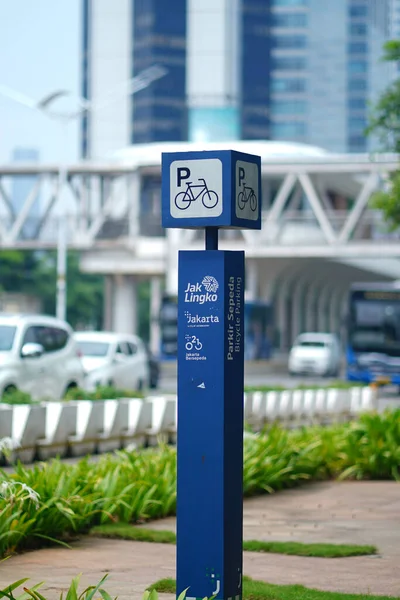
left=244, top=381, right=365, bottom=393
left=0, top=410, right=399, bottom=558
left=0, top=573, right=114, bottom=600
left=5, top=575, right=396, bottom=600
left=244, top=385, right=285, bottom=393
left=0, top=384, right=145, bottom=405
left=0, top=445, right=176, bottom=557
left=337, top=411, right=400, bottom=480
left=0, top=577, right=190, bottom=600
left=63, top=385, right=144, bottom=401
left=1, top=389, right=33, bottom=405
left=0, top=382, right=366, bottom=404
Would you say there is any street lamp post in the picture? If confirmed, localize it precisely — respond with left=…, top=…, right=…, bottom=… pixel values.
left=56, top=176, right=67, bottom=321
left=0, top=65, right=168, bottom=321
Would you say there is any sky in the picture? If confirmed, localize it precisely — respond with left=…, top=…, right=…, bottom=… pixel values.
left=0, top=0, right=80, bottom=164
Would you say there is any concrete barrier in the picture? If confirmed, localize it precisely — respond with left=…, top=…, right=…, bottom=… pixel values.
left=147, top=396, right=177, bottom=445
left=68, top=401, right=106, bottom=457
left=279, top=390, right=293, bottom=425
left=0, top=404, right=14, bottom=465
left=0, top=386, right=378, bottom=464
left=121, top=398, right=152, bottom=449
left=303, top=390, right=316, bottom=420
left=265, top=391, right=279, bottom=422
left=12, top=404, right=46, bottom=464
left=291, top=389, right=304, bottom=425
left=0, top=404, right=13, bottom=441
left=37, top=402, right=78, bottom=460
left=315, top=389, right=327, bottom=421
left=97, top=399, right=129, bottom=454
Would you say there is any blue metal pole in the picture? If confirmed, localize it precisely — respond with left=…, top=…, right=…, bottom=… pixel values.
left=176, top=249, right=244, bottom=600
left=205, top=227, right=219, bottom=250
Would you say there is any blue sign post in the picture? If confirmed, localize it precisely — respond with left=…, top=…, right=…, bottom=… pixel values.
left=162, top=150, right=261, bottom=600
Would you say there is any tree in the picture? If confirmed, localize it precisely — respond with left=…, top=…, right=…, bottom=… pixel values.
left=0, top=250, right=104, bottom=329
left=0, top=250, right=152, bottom=338
left=368, top=40, right=400, bottom=229
left=368, top=40, right=400, bottom=152
left=65, top=253, right=104, bottom=330
left=33, top=251, right=104, bottom=329
left=0, top=250, right=39, bottom=293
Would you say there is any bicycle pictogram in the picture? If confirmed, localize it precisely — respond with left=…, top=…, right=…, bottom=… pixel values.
left=237, top=182, right=257, bottom=212
left=175, top=178, right=219, bottom=211
left=185, top=335, right=203, bottom=351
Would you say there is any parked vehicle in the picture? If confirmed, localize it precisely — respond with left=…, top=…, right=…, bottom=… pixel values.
left=288, top=332, right=341, bottom=377
left=0, top=313, right=85, bottom=399
left=74, top=331, right=150, bottom=391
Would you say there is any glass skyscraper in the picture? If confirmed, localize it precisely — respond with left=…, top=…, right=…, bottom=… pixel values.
left=131, top=0, right=187, bottom=144
left=81, top=0, right=394, bottom=157
left=268, top=0, right=392, bottom=152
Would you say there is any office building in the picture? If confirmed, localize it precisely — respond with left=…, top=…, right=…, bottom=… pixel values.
left=81, top=0, right=395, bottom=156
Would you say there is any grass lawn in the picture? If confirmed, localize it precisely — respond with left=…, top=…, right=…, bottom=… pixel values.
left=148, top=576, right=399, bottom=600
left=90, top=524, right=377, bottom=558
left=91, top=524, right=177, bottom=545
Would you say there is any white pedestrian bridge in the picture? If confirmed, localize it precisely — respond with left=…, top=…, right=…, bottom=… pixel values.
left=2, top=139, right=400, bottom=350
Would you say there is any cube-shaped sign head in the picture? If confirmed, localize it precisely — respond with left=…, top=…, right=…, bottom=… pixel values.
left=162, top=150, right=262, bottom=229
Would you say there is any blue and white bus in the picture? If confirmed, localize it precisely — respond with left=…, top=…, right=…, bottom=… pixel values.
left=347, top=282, right=400, bottom=384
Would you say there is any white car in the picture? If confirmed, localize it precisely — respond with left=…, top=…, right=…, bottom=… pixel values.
left=74, top=331, right=150, bottom=391
left=288, top=333, right=341, bottom=377
left=0, top=314, right=85, bottom=399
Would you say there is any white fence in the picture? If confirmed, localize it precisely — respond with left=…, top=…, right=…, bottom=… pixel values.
left=0, top=387, right=377, bottom=464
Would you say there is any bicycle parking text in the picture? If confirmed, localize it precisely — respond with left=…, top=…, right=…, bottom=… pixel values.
left=227, top=276, right=242, bottom=361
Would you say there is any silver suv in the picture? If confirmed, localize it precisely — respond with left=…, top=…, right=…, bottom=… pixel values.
left=0, top=314, right=85, bottom=400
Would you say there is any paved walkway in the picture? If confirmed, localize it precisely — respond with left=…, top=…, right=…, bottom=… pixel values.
left=0, top=481, right=399, bottom=598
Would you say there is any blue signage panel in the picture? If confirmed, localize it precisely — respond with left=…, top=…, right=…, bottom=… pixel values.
left=162, top=150, right=261, bottom=230
left=177, top=250, right=244, bottom=600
